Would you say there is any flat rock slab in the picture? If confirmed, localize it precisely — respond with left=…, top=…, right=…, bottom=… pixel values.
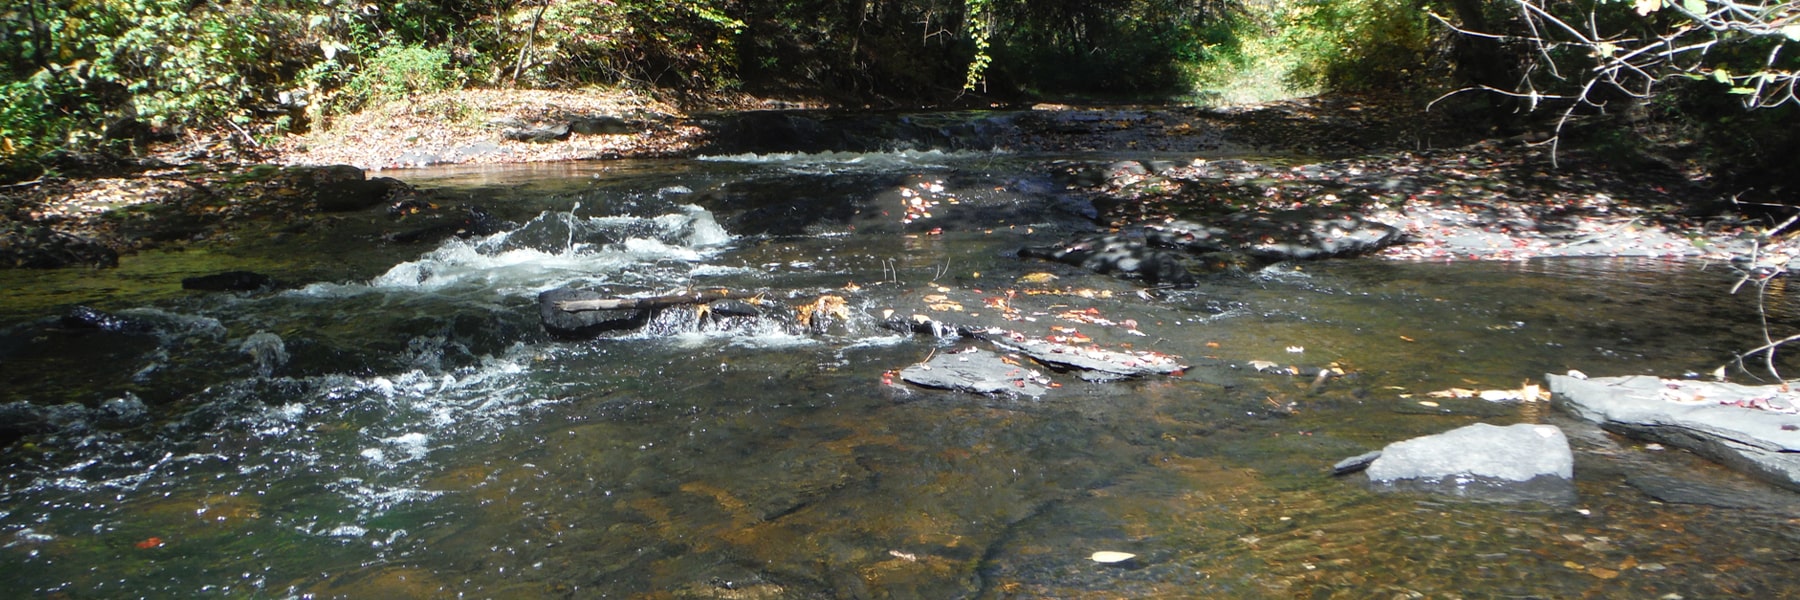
left=1548, top=373, right=1800, bottom=491
left=991, top=337, right=1187, bottom=381
left=900, top=348, right=1051, bottom=398
left=1367, top=422, right=1573, bottom=483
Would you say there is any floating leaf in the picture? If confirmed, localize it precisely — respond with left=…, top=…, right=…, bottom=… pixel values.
left=1090, top=551, right=1137, bottom=563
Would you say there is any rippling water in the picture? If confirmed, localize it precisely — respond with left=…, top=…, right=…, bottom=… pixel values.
left=4, top=152, right=1800, bottom=598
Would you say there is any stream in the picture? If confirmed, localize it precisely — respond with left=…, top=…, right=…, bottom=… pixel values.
left=5, top=149, right=1800, bottom=598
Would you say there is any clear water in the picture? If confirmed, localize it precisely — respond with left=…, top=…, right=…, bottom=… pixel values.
left=4, top=152, right=1800, bottom=598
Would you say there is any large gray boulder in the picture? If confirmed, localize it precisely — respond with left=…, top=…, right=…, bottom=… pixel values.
left=1366, top=422, right=1574, bottom=483
left=1548, top=373, right=1800, bottom=492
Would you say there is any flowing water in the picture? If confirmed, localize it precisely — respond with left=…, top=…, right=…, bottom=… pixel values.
left=5, top=150, right=1800, bottom=598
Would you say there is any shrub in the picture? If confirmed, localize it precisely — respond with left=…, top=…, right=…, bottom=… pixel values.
left=339, top=44, right=464, bottom=112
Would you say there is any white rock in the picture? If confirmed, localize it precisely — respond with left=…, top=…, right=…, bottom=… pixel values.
left=1365, top=423, right=1573, bottom=483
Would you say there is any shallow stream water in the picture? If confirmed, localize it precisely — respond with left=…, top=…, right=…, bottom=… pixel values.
left=5, top=151, right=1800, bottom=598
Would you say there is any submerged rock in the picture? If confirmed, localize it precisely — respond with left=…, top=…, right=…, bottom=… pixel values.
left=182, top=270, right=275, bottom=292
left=285, top=164, right=401, bottom=212
left=1143, top=208, right=1401, bottom=261
left=1019, top=235, right=1197, bottom=286
left=59, top=305, right=151, bottom=333
left=1548, top=373, right=1800, bottom=492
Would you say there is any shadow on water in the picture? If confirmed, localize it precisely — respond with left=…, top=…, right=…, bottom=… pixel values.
left=4, top=153, right=1800, bottom=598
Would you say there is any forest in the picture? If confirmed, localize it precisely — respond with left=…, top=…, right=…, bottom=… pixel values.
left=2, top=0, right=1797, bottom=199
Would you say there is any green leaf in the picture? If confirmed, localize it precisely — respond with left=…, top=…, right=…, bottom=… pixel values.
left=1712, top=68, right=1731, bottom=84
left=1727, top=87, right=1757, bottom=94
left=1682, top=0, right=1705, bottom=13
left=1784, top=25, right=1800, bottom=42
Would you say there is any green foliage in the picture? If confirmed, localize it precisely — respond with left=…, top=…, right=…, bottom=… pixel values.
left=986, top=0, right=1228, bottom=95
left=508, top=0, right=743, bottom=90
left=963, top=0, right=995, bottom=91
left=1282, top=0, right=1436, bottom=92
left=340, top=44, right=464, bottom=111
left=0, top=74, right=88, bottom=161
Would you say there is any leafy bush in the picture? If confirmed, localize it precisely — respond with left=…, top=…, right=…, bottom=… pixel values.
left=0, top=73, right=92, bottom=163
left=1282, top=0, right=1436, bottom=92
left=986, top=0, right=1228, bottom=95
left=340, top=44, right=464, bottom=111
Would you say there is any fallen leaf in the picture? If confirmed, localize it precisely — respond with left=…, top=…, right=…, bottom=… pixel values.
left=136, top=537, right=164, bottom=549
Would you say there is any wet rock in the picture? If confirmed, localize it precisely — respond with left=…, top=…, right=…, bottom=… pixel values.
left=182, top=270, right=275, bottom=292
left=899, top=348, right=1052, bottom=398
left=94, top=394, right=151, bottom=428
left=501, top=122, right=573, bottom=143
left=0, top=223, right=119, bottom=268
left=1626, top=472, right=1800, bottom=513
left=0, top=400, right=90, bottom=442
left=991, top=336, right=1187, bottom=382
left=699, top=112, right=839, bottom=154
left=1144, top=207, right=1401, bottom=261
left=1365, top=423, right=1573, bottom=483
left=1331, top=450, right=1383, bottom=476
left=59, top=305, right=151, bottom=333
left=1549, top=373, right=1800, bottom=492
left=1019, top=235, right=1196, bottom=286
left=285, top=164, right=403, bottom=212
left=707, top=299, right=764, bottom=318
left=387, top=206, right=514, bottom=244
left=538, top=288, right=650, bottom=339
